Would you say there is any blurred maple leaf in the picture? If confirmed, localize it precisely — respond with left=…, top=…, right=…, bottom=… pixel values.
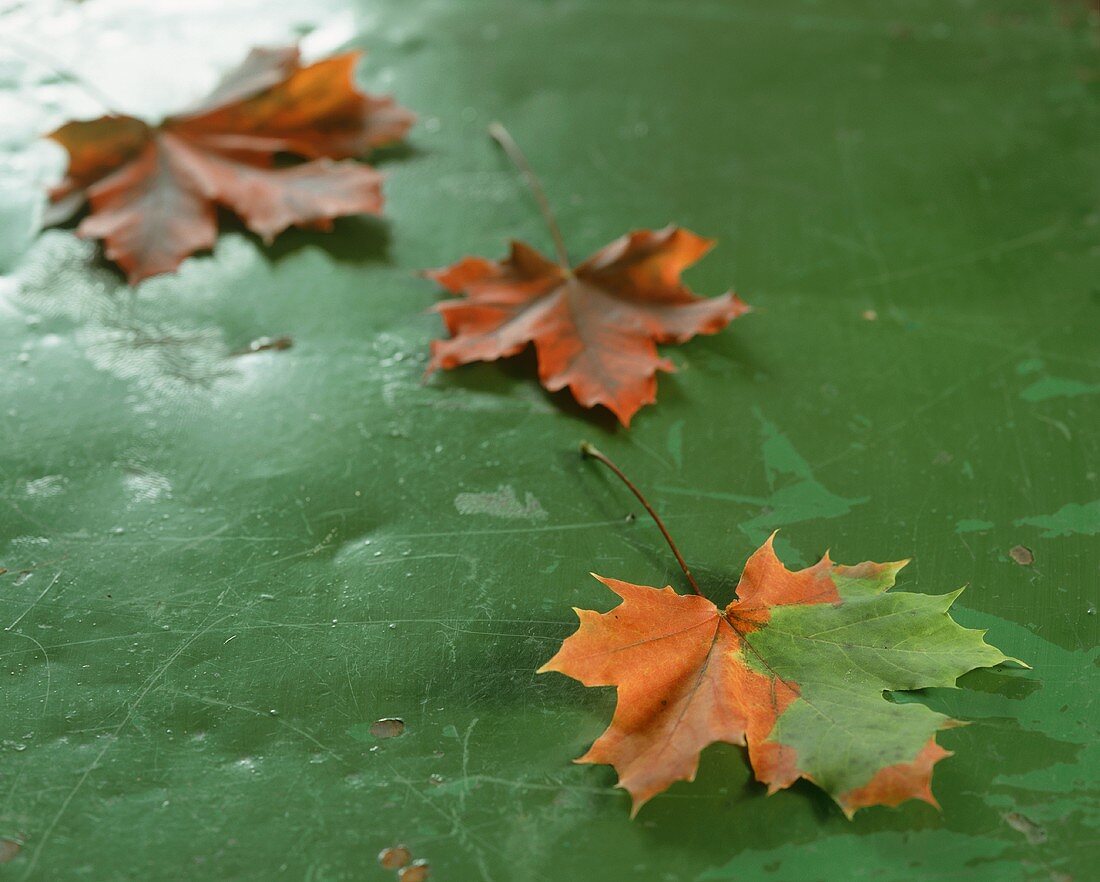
left=47, top=45, right=414, bottom=283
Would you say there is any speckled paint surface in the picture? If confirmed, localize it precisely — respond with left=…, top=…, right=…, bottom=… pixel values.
left=0, top=1, right=1097, bottom=880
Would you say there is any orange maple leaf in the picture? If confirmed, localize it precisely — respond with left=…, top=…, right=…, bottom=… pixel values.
left=540, top=534, right=1019, bottom=816
left=426, top=227, right=749, bottom=426
left=46, top=45, right=414, bottom=283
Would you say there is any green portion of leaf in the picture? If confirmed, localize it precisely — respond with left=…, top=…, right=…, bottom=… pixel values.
left=744, top=590, right=1013, bottom=794
left=769, top=691, right=946, bottom=795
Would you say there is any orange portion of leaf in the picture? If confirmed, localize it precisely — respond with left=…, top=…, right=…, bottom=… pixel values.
left=836, top=737, right=951, bottom=816
left=47, top=45, right=413, bottom=283
left=425, top=227, right=749, bottom=426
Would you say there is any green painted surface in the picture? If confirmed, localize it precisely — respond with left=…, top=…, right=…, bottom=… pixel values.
left=0, top=0, right=1096, bottom=880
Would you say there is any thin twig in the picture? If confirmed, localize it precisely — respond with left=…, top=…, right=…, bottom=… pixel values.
left=488, top=121, right=571, bottom=271
left=580, top=442, right=702, bottom=596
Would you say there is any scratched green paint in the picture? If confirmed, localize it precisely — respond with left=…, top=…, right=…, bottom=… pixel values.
left=0, top=1, right=1097, bottom=880
left=656, top=412, right=868, bottom=566
left=700, top=829, right=1012, bottom=881
left=955, top=519, right=995, bottom=534
left=737, top=412, right=868, bottom=562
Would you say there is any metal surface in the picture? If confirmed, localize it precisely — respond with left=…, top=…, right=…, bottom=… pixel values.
left=0, top=1, right=1096, bottom=879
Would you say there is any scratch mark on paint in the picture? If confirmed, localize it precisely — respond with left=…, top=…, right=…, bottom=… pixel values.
left=657, top=487, right=767, bottom=506
left=1032, top=412, right=1072, bottom=441
left=19, top=605, right=236, bottom=880
left=3, top=630, right=51, bottom=718
left=956, top=519, right=995, bottom=534
left=4, top=571, right=61, bottom=632
left=667, top=420, right=684, bottom=471
left=173, top=690, right=350, bottom=764
left=850, top=223, right=1060, bottom=288
left=460, top=717, right=479, bottom=811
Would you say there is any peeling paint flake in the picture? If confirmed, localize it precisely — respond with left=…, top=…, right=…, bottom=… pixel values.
left=454, top=485, right=547, bottom=520
left=1021, top=375, right=1100, bottom=402
left=1017, top=500, right=1100, bottom=538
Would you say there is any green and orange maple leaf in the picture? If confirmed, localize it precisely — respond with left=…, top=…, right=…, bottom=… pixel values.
left=540, top=534, right=1024, bottom=816
left=46, top=44, right=414, bottom=283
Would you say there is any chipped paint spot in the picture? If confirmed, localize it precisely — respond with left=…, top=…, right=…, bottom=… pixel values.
left=1008, top=545, right=1034, bottom=566
left=454, top=485, right=547, bottom=520
left=1016, top=500, right=1100, bottom=538
left=369, top=718, right=406, bottom=739
left=398, top=860, right=430, bottom=882
left=0, top=838, right=21, bottom=864
left=378, top=845, right=411, bottom=869
left=1002, top=811, right=1047, bottom=844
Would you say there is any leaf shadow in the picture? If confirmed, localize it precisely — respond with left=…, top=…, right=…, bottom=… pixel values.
left=426, top=346, right=623, bottom=433
left=260, top=212, right=393, bottom=266
left=955, top=666, right=1042, bottom=700
left=633, top=744, right=950, bottom=872
left=41, top=206, right=394, bottom=287
left=368, top=141, right=423, bottom=165
left=257, top=144, right=422, bottom=268
left=689, top=322, right=769, bottom=379
left=631, top=743, right=854, bottom=856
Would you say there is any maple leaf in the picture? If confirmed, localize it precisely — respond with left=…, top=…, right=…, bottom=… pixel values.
left=46, top=45, right=414, bottom=283
left=540, top=534, right=1023, bottom=816
left=426, top=227, right=749, bottom=426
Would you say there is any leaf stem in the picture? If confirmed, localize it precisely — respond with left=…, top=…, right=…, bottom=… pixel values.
left=580, top=441, right=702, bottom=596
left=488, top=121, right=571, bottom=271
